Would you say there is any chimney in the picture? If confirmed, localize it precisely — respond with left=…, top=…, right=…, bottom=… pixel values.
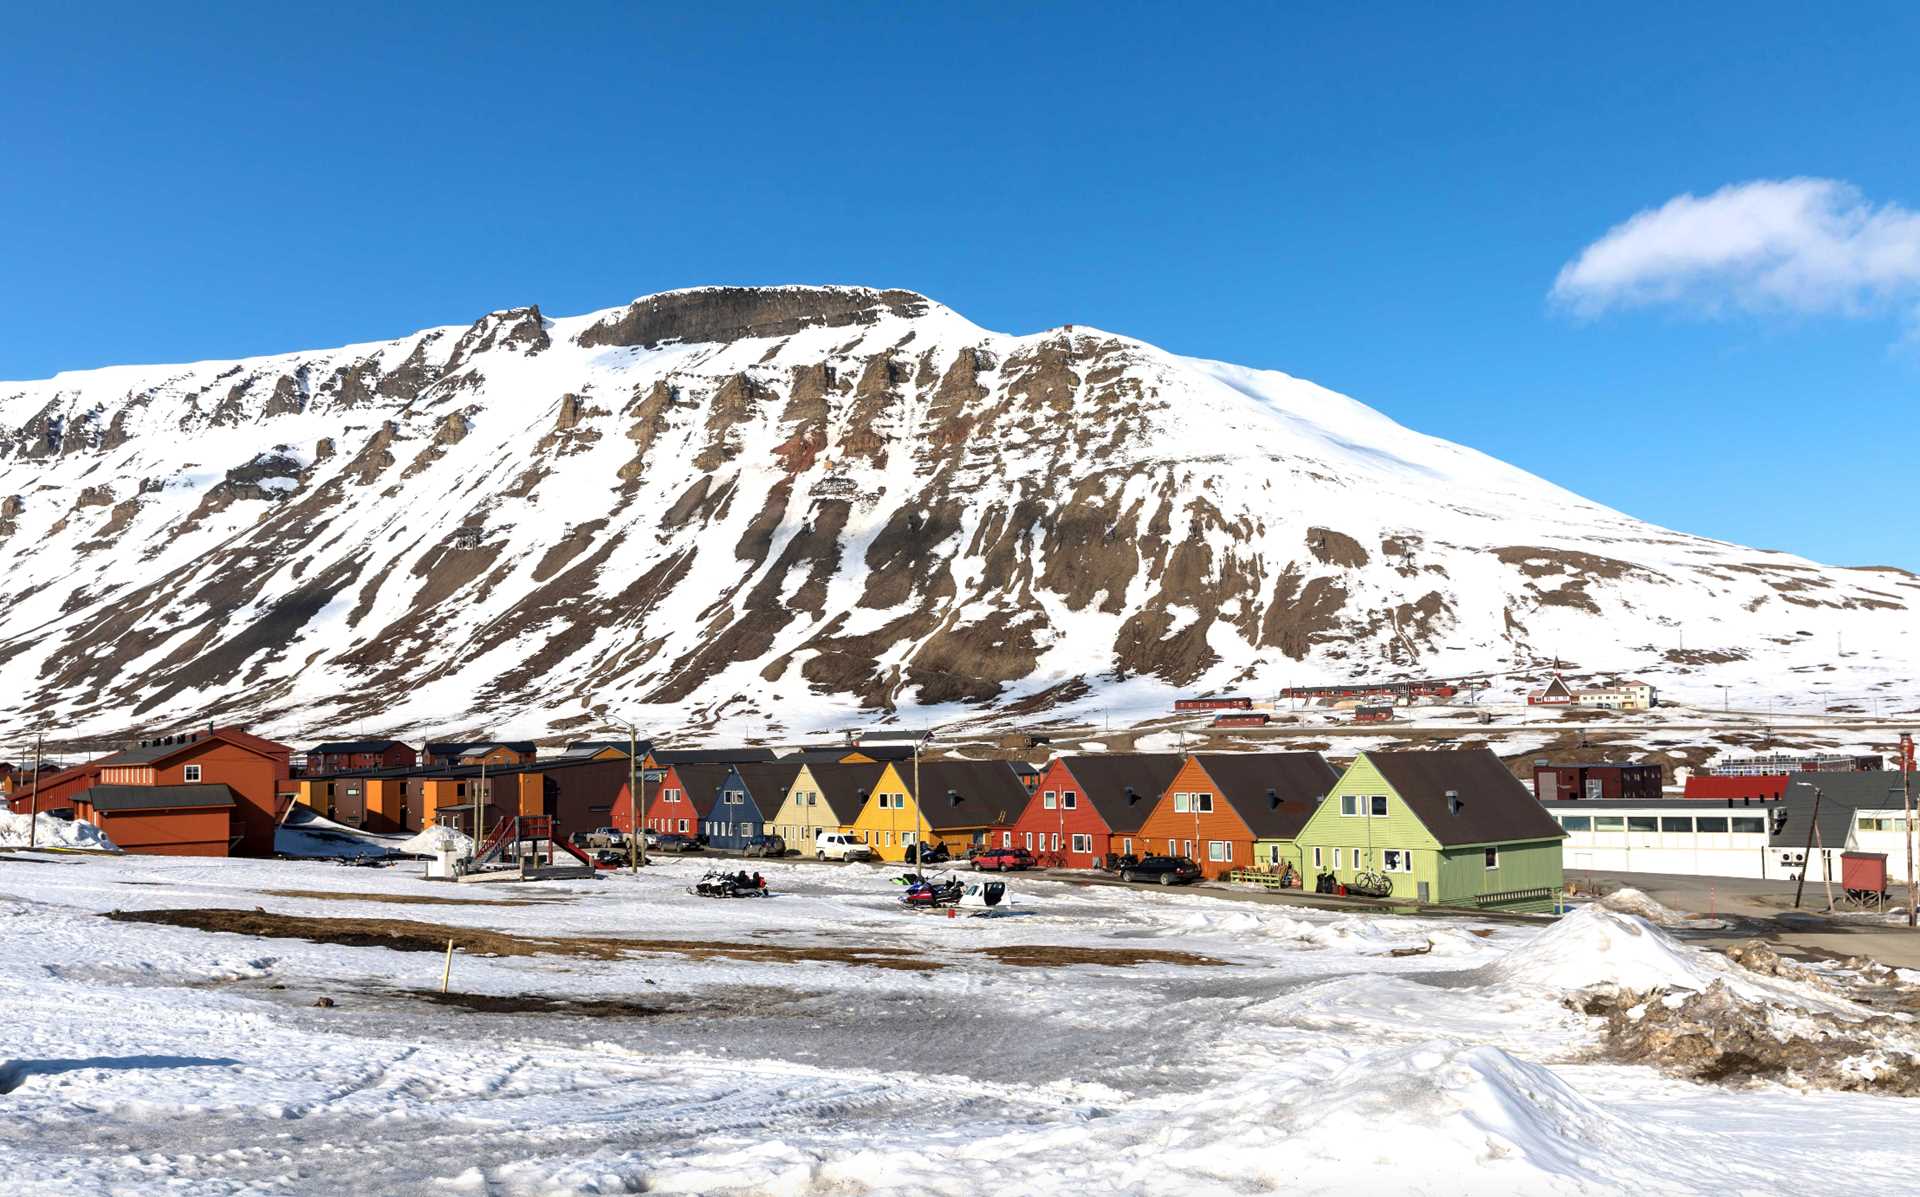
left=1446, top=790, right=1461, bottom=816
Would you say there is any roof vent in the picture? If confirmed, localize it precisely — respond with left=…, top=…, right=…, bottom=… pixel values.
left=948, top=788, right=962, bottom=807
left=1124, top=786, right=1140, bottom=805
left=1446, top=790, right=1462, bottom=816
left=1267, top=787, right=1281, bottom=811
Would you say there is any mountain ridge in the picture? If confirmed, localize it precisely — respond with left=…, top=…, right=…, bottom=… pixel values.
left=1, top=285, right=1913, bottom=741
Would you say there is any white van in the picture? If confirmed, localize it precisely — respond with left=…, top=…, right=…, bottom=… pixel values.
left=815, top=831, right=875, bottom=861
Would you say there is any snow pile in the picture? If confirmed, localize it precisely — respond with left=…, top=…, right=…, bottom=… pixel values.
left=1474, top=905, right=1730, bottom=995
left=1593, top=886, right=1703, bottom=927
left=397, top=825, right=472, bottom=856
left=275, top=807, right=406, bottom=859
left=0, top=810, right=116, bottom=851
left=1267, top=1042, right=1637, bottom=1190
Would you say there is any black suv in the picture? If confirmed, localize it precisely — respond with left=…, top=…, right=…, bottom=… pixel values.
left=1120, top=855, right=1202, bottom=885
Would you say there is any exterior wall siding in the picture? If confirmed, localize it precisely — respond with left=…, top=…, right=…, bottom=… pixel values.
left=89, top=806, right=232, bottom=856
left=768, top=766, right=858, bottom=848
left=1006, top=760, right=1115, bottom=867
left=1135, top=758, right=1259, bottom=878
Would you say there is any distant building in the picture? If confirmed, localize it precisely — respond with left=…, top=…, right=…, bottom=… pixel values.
left=1710, top=753, right=1881, bottom=777
left=1526, top=675, right=1656, bottom=711
left=1354, top=706, right=1394, bottom=724
left=307, top=739, right=416, bottom=774
left=1532, top=761, right=1663, bottom=802
left=1683, top=774, right=1792, bottom=802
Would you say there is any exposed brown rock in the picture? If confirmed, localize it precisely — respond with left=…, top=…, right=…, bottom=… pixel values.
left=576, top=286, right=927, bottom=349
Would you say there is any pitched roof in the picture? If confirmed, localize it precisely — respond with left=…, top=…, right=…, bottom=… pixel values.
left=82, top=783, right=237, bottom=811
left=558, top=740, right=632, bottom=757
left=1053, top=754, right=1188, bottom=835
left=898, top=760, right=1031, bottom=830
left=1362, top=750, right=1566, bottom=847
left=1772, top=776, right=1911, bottom=848
left=659, top=763, right=734, bottom=817
left=96, top=727, right=290, bottom=768
left=780, top=745, right=920, bottom=764
left=1190, top=753, right=1341, bottom=839
left=723, top=762, right=804, bottom=807
left=799, top=763, right=886, bottom=824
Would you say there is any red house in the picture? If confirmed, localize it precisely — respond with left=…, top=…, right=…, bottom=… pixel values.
left=1002, top=754, right=1187, bottom=868
left=630, top=763, right=730, bottom=836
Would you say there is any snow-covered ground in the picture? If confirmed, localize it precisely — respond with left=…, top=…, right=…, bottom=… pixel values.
left=1, top=853, right=1914, bottom=1195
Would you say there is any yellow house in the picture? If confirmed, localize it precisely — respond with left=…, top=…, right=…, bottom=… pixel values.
left=848, top=760, right=1029, bottom=861
left=769, top=763, right=884, bottom=848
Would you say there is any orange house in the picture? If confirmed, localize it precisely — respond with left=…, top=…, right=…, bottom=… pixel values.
left=90, top=728, right=292, bottom=856
left=1136, top=753, right=1340, bottom=878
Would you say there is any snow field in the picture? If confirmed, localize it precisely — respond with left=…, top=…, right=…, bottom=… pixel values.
left=2, top=853, right=1917, bottom=1193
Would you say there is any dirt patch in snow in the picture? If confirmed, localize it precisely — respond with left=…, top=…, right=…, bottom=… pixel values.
left=262, top=889, right=566, bottom=908
left=976, top=945, right=1227, bottom=968
left=404, top=990, right=670, bottom=1017
left=103, top=908, right=946, bottom=972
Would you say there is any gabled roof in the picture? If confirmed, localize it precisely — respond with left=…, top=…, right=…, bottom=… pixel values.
left=1052, top=754, right=1187, bottom=835
left=82, top=783, right=237, bottom=811
left=96, top=727, right=290, bottom=768
left=1190, top=753, right=1341, bottom=839
left=1534, top=675, right=1574, bottom=698
left=897, top=760, right=1031, bottom=830
left=780, top=745, right=920, bottom=764
left=559, top=740, right=633, bottom=757
left=310, top=740, right=409, bottom=755
left=798, top=763, right=886, bottom=824
left=658, top=763, right=734, bottom=817
left=722, top=762, right=804, bottom=807
left=1772, top=776, right=1911, bottom=849
left=1362, top=750, right=1566, bottom=847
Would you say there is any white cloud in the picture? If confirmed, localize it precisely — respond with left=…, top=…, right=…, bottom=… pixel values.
left=1551, top=178, right=1920, bottom=324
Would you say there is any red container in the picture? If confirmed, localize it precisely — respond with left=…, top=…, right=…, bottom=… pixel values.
left=1842, top=851, right=1888, bottom=894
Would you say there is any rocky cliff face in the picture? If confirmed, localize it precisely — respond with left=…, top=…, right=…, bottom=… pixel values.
left=1, top=285, right=1913, bottom=740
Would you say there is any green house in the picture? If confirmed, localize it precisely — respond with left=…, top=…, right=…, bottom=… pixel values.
left=1263, top=750, right=1566, bottom=912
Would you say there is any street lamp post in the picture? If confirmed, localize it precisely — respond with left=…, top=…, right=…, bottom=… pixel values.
left=608, top=718, right=647, bottom=871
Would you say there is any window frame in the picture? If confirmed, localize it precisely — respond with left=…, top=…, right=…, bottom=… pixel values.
left=1483, top=847, right=1500, bottom=870
left=184, top=764, right=202, bottom=783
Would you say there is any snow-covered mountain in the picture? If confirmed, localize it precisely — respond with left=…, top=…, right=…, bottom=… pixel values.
left=1, top=285, right=1914, bottom=741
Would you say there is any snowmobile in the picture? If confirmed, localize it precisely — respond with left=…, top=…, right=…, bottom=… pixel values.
left=899, top=873, right=964, bottom=908
left=689, top=870, right=769, bottom=898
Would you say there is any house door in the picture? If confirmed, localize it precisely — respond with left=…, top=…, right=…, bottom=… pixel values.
left=1417, top=881, right=1430, bottom=902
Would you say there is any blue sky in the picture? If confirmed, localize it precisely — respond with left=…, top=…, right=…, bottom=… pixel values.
left=5, top=4, right=1917, bottom=566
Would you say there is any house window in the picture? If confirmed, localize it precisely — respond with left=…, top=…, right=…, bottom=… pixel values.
left=1312, top=847, right=1323, bottom=869
left=1660, top=816, right=1691, bottom=833
left=883, top=832, right=893, bottom=846
left=1173, top=792, right=1190, bottom=813
left=1182, top=839, right=1193, bottom=857
left=1063, top=792, right=1078, bottom=809
left=1002, top=831, right=1012, bottom=847
left=1484, top=847, right=1500, bottom=870
left=1333, top=848, right=1343, bottom=870
left=1122, top=838, right=1133, bottom=854
left=1025, top=831, right=1034, bottom=849
left=1193, top=794, right=1213, bottom=813
left=1382, top=850, right=1411, bottom=873
left=1370, top=795, right=1388, bottom=817
left=1043, top=791, right=1057, bottom=810
left=677, top=819, right=688, bottom=833
left=1071, top=833, right=1091, bottom=853
left=184, top=765, right=202, bottom=783
left=1051, top=833, right=1060, bottom=851
left=1560, top=816, right=1592, bottom=831
left=1208, top=840, right=1231, bottom=862
left=902, top=832, right=915, bottom=845
left=1340, top=795, right=1358, bottom=816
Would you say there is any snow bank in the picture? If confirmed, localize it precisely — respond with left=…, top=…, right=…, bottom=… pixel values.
left=397, top=825, right=472, bottom=856
left=1594, top=886, right=1699, bottom=927
left=0, top=810, right=117, bottom=851
left=1474, top=905, right=1723, bottom=995
left=275, top=808, right=407, bottom=859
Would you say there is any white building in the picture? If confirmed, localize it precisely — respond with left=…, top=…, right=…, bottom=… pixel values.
left=1547, top=800, right=1778, bottom=879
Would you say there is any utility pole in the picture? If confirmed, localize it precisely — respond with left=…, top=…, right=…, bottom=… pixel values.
left=26, top=734, right=42, bottom=850
left=912, top=733, right=925, bottom=874
left=608, top=718, right=646, bottom=871
left=1794, top=786, right=1823, bottom=910
left=1903, top=733, right=1915, bottom=929
left=476, top=761, right=487, bottom=866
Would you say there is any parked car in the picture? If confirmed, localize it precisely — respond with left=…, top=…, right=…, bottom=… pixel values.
left=1121, top=855, right=1202, bottom=885
left=642, top=829, right=660, bottom=849
left=654, top=833, right=702, bottom=853
left=973, top=845, right=1035, bottom=872
left=594, top=826, right=627, bottom=846
left=742, top=835, right=787, bottom=858
left=814, top=831, right=876, bottom=861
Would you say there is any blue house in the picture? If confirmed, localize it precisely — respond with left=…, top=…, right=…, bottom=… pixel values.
left=702, top=763, right=802, bottom=850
